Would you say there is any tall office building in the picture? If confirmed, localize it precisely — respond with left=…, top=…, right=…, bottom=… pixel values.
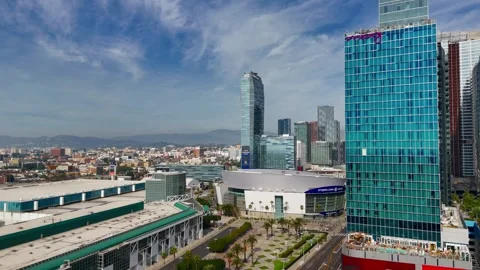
left=343, top=1, right=471, bottom=269
left=294, top=122, right=311, bottom=163
left=256, top=135, right=296, bottom=170
left=438, top=32, right=480, bottom=178
left=473, top=60, right=480, bottom=180
left=317, top=106, right=335, bottom=142
left=278, top=118, right=292, bottom=135
left=310, top=141, right=332, bottom=166
left=296, top=140, right=307, bottom=169
left=241, top=72, right=264, bottom=169
left=459, top=40, right=480, bottom=177
left=379, top=0, right=429, bottom=27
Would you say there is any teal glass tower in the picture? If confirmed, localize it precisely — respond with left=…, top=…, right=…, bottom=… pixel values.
left=345, top=22, right=441, bottom=243
left=241, top=72, right=264, bottom=169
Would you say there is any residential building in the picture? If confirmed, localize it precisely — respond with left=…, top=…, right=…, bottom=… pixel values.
left=146, top=171, right=186, bottom=203
left=309, top=121, right=318, bottom=142
left=256, top=135, right=296, bottom=170
left=294, top=122, right=311, bottom=163
left=344, top=0, right=471, bottom=268
left=51, top=148, right=65, bottom=157
left=310, top=141, right=332, bottom=166
left=296, top=140, right=307, bottom=169
left=241, top=71, right=264, bottom=169
left=278, top=118, right=292, bottom=135
left=438, top=43, right=452, bottom=206
left=379, top=0, right=429, bottom=27
left=193, top=147, right=204, bottom=158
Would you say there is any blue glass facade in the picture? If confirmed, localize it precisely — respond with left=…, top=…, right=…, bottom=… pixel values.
left=278, top=118, right=292, bottom=135
left=241, top=72, right=264, bottom=169
left=345, top=23, right=441, bottom=244
left=256, top=135, right=296, bottom=170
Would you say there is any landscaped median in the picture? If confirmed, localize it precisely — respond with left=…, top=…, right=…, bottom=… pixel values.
left=273, top=233, right=327, bottom=270
left=207, top=222, right=252, bottom=252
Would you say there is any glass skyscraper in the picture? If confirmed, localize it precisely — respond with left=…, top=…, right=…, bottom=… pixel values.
left=379, top=0, right=429, bottom=27
left=294, top=122, right=311, bottom=163
left=256, top=135, right=296, bottom=170
left=345, top=22, right=441, bottom=243
left=278, top=118, right=292, bottom=135
left=241, top=72, right=264, bottom=169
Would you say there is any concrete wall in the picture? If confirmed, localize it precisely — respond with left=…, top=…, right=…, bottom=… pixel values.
left=0, top=212, right=51, bottom=225
left=244, top=190, right=305, bottom=215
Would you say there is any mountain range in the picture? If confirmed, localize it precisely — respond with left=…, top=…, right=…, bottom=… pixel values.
left=0, top=129, right=241, bottom=148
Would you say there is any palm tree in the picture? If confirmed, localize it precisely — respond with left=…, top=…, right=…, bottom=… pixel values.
left=242, top=238, right=248, bottom=262
left=247, top=234, right=258, bottom=265
left=262, top=221, right=270, bottom=236
left=232, top=243, right=243, bottom=258
left=232, top=256, right=243, bottom=270
left=193, top=255, right=201, bottom=270
left=225, top=251, right=235, bottom=269
left=293, top=218, right=305, bottom=238
left=161, top=251, right=168, bottom=268
left=278, top=218, right=286, bottom=232
left=170, top=246, right=178, bottom=268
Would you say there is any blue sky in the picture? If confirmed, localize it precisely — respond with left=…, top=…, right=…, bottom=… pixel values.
left=1, top=0, right=479, bottom=137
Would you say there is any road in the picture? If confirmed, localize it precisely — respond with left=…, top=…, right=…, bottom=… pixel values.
left=158, top=226, right=235, bottom=270
left=297, top=228, right=346, bottom=270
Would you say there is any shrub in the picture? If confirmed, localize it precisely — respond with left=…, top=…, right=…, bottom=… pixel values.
left=177, top=258, right=225, bottom=270
left=203, top=215, right=221, bottom=229
left=196, top=197, right=212, bottom=207
left=208, top=222, right=252, bottom=252
left=280, top=234, right=314, bottom=258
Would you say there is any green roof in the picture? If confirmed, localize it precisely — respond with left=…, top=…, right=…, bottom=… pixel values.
left=27, top=202, right=196, bottom=270
left=203, top=205, right=210, bottom=212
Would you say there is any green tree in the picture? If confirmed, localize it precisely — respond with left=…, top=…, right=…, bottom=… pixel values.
left=161, top=251, right=168, bottom=268
left=231, top=243, right=243, bottom=258
left=232, top=257, right=242, bottom=270
left=262, top=222, right=270, bottom=237
left=247, top=234, right=258, bottom=265
left=242, top=238, right=248, bottom=262
left=277, top=218, right=286, bottom=232
left=451, top=193, right=460, bottom=203
left=192, top=255, right=200, bottom=270
left=225, top=251, right=235, bottom=269
left=170, top=246, right=178, bottom=268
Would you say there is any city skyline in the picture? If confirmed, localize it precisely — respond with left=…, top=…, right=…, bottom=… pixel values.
left=1, top=1, right=479, bottom=137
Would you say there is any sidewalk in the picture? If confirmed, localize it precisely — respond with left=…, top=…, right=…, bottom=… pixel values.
left=148, top=218, right=242, bottom=270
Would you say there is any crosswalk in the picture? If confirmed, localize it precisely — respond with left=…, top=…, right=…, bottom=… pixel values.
left=330, top=233, right=348, bottom=237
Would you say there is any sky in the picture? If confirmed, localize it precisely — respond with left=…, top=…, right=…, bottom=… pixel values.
left=1, top=0, right=479, bottom=137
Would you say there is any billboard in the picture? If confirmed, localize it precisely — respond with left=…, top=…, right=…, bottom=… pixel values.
left=241, top=146, right=251, bottom=169
left=305, top=185, right=345, bottom=194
